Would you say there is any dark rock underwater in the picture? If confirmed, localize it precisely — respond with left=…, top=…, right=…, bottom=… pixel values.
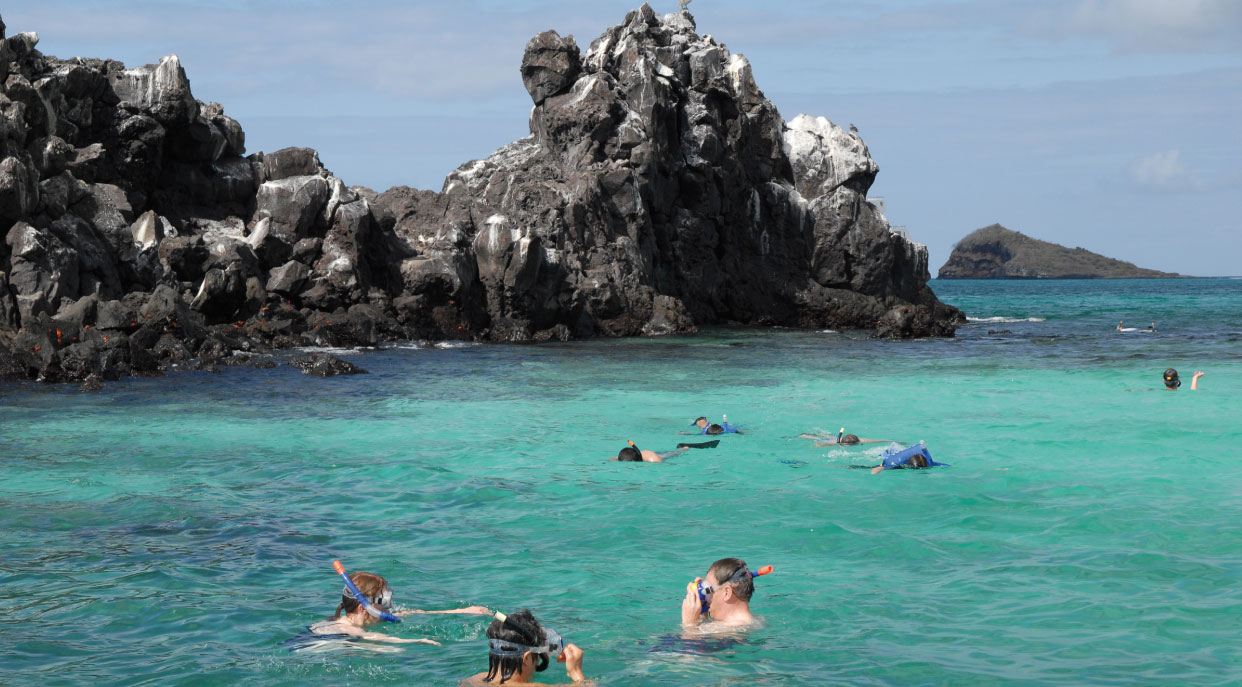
left=0, top=4, right=962, bottom=385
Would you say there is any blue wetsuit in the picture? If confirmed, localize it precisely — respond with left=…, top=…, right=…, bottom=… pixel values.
left=699, top=422, right=742, bottom=435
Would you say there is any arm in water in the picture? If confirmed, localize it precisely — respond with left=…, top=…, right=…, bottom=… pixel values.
left=399, top=605, right=492, bottom=616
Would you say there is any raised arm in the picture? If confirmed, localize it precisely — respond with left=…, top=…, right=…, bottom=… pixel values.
left=1192, top=371, right=1205, bottom=390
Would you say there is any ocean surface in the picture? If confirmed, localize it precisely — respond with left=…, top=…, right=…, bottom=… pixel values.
left=2, top=278, right=1240, bottom=687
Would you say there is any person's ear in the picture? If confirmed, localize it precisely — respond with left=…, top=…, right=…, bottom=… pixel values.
left=719, top=585, right=734, bottom=601
left=523, top=651, right=534, bottom=670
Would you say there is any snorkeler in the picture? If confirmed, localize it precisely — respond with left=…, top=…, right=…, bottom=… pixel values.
left=1163, top=368, right=1204, bottom=390
left=866, top=442, right=950, bottom=475
left=309, top=561, right=491, bottom=645
left=680, top=558, right=771, bottom=629
left=613, top=439, right=718, bottom=463
left=464, top=609, right=589, bottom=685
left=798, top=427, right=894, bottom=446
left=685, top=415, right=744, bottom=435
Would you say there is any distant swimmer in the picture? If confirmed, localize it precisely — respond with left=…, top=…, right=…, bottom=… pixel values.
left=1163, top=368, right=1204, bottom=390
left=685, top=415, right=744, bottom=435
left=681, top=558, right=772, bottom=630
left=614, top=439, right=718, bottom=463
left=798, top=427, right=894, bottom=447
left=1147, top=322, right=1158, bottom=332
left=864, top=442, right=950, bottom=475
left=1117, top=320, right=1140, bottom=332
left=308, top=561, right=488, bottom=645
left=464, top=609, right=588, bottom=685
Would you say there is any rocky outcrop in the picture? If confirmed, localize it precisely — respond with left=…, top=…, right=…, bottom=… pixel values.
left=0, top=5, right=961, bottom=385
left=938, top=224, right=1182, bottom=279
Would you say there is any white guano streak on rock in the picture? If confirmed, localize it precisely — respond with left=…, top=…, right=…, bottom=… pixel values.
left=485, top=214, right=507, bottom=253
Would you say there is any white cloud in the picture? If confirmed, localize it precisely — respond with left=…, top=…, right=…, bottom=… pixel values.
left=1067, top=0, right=1242, bottom=51
left=1129, top=150, right=1188, bottom=190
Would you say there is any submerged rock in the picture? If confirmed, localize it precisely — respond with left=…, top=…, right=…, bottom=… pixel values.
left=288, top=353, right=367, bottom=377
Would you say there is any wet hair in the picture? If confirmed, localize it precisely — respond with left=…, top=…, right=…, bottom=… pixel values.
left=904, top=454, right=929, bottom=468
left=485, top=608, right=548, bottom=683
left=707, top=557, right=754, bottom=602
left=693, top=416, right=708, bottom=425
left=1163, top=368, right=1181, bottom=389
left=706, top=424, right=725, bottom=435
left=839, top=434, right=861, bottom=445
left=334, top=571, right=386, bottom=619
left=618, top=447, right=642, bottom=462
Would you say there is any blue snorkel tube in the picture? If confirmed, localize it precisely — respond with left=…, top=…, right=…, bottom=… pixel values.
left=333, top=559, right=401, bottom=623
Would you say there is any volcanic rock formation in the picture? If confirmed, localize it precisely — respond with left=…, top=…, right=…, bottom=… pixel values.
left=0, top=5, right=961, bottom=384
left=938, top=224, right=1182, bottom=279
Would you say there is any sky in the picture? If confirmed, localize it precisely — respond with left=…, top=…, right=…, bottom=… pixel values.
left=7, top=0, right=1241, bottom=275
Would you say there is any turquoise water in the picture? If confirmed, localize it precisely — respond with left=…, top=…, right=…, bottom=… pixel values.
left=2, top=278, right=1241, bottom=686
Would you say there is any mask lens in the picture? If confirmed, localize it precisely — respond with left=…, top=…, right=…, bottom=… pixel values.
left=697, top=581, right=713, bottom=613
left=376, top=587, right=393, bottom=609
left=542, top=628, right=565, bottom=658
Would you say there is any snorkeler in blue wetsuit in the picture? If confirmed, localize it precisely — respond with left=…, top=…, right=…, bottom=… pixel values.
left=865, top=442, right=950, bottom=475
left=687, top=415, right=744, bottom=435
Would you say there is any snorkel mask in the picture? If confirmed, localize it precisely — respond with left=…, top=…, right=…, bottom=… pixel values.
left=696, top=564, right=773, bottom=615
left=489, top=610, right=565, bottom=669
left=332, top=559, right=401, bottom=623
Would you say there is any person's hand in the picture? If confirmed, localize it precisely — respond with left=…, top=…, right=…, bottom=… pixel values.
left=399, top=637, right=442, bottom=645
left=1194, top=371, right=1205, bottom=379
left=681, top=577, right=704, bottom=625
left=559, top=643, right=586, bottom=681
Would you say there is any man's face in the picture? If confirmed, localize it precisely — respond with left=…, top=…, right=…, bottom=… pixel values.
left=695, top=418, right=707, bottom=428
left=703, top=571, right=725, bottom=613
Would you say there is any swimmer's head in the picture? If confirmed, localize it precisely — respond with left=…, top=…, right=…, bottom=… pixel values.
left=486, top=609, right=548, bottom=683
left=706, top=557, right=755, bottom=603
left=691, top=416, right=708, bottom=428
left=617, top=447, right=642, bottom=462
left=334, top=571, right=392, bottom=620
left=906, top=454, right=929, bottom=468
left=705, top=423, right=725, bottom=435
left=839, top=434, right=861, bottom=445
left=1163, top=368, right=1181, bottom=389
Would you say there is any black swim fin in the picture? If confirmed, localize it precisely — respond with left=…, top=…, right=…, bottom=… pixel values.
left=677, top=440, right=720, bottom=449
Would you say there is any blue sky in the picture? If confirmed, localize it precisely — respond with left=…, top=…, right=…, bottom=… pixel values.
left=9, top=0, right=1241, bottom=275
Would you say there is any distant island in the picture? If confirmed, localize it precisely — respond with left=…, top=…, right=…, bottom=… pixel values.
left=937, top=225, right=1183, bottom=279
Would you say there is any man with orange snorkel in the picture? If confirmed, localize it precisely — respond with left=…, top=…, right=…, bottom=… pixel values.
left=681, top=558, right=772, bottom=629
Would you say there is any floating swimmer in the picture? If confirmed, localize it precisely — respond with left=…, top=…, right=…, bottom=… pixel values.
left=681, top=558, right=772, bottom=630
left=613, top=439, right=718, bottom=463
left=1116, top=320, right=1139, bottom=332
left=798, top=427, right=895, bottom=446
left=306, top=560, right=490, bottom=646
left=1163, top=368, right=1204, bottom=390
left=866, top=442, right=950, bottom=475
left=685, top=415, right=744, bottom=435
left=464, top=609, right=588, bottom=685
